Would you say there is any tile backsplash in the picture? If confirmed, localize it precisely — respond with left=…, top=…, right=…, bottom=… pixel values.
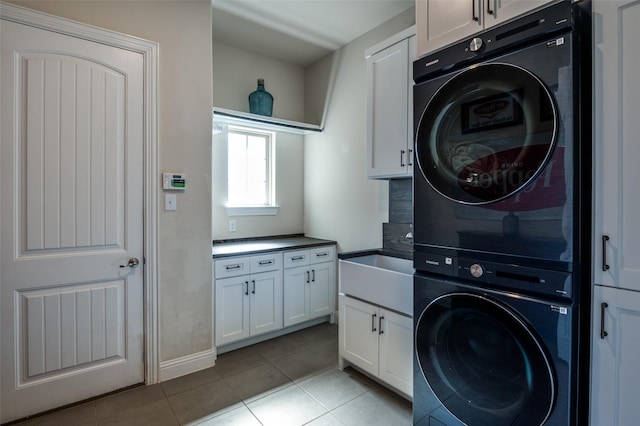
left=383, top=179, right=413, bottom=254
left=389, top=179, right=412, bottom=224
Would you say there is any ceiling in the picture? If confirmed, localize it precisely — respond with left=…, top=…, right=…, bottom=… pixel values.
left=212, top=0, right=414, bottom=67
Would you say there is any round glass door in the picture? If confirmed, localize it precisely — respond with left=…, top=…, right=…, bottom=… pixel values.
left=415, top=293, right=555, bottom=426
left=415, top=63, right=557, bottom=205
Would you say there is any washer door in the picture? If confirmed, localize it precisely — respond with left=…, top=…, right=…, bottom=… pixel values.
left=415, top=292, right=555, bottom=426
left=415, top=63, right=557, bottom=205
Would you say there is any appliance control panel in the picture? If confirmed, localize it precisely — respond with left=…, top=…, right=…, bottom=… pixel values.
left=414, top=250, right=572, bottom=301
left=413, top=0, right=572, bottom=83
left=456, top=257, right=572, bottom=301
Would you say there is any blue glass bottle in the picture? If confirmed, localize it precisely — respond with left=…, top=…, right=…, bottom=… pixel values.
left=249, top=78, right=273, bottom=116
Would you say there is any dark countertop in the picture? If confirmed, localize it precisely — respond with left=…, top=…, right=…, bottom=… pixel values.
left=338, top=248, right=413, bottom=261
left=212, top=235, right=336, bottom=258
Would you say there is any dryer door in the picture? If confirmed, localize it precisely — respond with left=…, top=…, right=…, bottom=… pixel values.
left=415, top=292, right=555, bottom=426
left=415, top=63, right=557, bottom=205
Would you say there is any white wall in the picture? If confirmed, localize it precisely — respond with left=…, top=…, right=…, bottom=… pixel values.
left=7, top=0, right=214, bottom=364
left=212, top=41, right=306, bottom=239
left=213, top=41, right=306, bottom=122
left=304, top=7, right=415, bottom=253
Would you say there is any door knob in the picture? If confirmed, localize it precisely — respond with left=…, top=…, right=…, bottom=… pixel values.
left=120, top=257, right=140, bottom=268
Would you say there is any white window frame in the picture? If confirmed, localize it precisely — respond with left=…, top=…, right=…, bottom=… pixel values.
left=225, top=125, right=279, bottom=217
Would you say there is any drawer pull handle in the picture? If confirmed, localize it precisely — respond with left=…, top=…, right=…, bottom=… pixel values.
left=372, top=314, right=377, bottom=333
left=291, top=256, right=305, bottom=261
left=602, top=235, right=610, bottom=271
left=408, top=149, right=413, bottom=166
left=258, top=260, right=274, bottom=265
left=379, top=316, right=384, bottom=335
left=244, top=281, right=249, bottom=296
left=311, top=269, right=316, bottom=282
left=400, top=150, right=405, bottom=167
left=600, top=302, right=609, bottom=339
left=316, top=252, right=328, bottom=257
left=306, top=271, right=310, bottom=283
left=252, top=280, right=256, bottom=294
left=226, top=264, right=242, bottom=270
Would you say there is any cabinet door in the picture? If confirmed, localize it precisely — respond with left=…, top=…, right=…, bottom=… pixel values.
left=416, top=0, right=481, bottom=57
left=591, top=285, right=640, bottom=425
left=215, top=276, right=250, bottom=346
left=250, top=270, right=283, bottom=336
left=378, top=309, right=413, bottom=396
left=339, top=296, right=379, bottom=377
left=593, top=0, right=640, bottom=292
left=366, top=38, right=410, bottom=178
left=309, top=261, right=335, bottom=319
left=284, top=265, right=309, bottom=327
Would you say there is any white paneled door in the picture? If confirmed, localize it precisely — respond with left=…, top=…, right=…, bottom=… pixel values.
left=1, top=19, right=144, bottom=422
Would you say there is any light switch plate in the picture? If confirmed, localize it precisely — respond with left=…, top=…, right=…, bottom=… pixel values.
left=165, top=193, right=177, bottom=211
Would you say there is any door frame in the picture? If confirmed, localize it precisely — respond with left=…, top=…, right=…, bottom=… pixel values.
left=0, top=2, right=160, bottom=384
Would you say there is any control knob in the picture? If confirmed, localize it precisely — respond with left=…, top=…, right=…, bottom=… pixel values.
left=469, top=37, right=483, bottom=52
left=470, top=263, right=484, bottom=278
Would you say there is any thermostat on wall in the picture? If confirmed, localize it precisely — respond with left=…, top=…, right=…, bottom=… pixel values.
left=163, top=173, right=186, bottom=190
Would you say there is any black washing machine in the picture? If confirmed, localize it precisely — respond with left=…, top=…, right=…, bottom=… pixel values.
left=412, top=2, right=591, bottom=425
left=414, top=268, right=574, bottom=426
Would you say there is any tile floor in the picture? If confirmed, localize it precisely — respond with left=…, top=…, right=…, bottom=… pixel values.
left=13, top=323, right=412, bottom=426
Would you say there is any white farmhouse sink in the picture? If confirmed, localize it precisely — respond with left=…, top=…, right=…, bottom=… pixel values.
left=339, top=254, right=414, bottom=316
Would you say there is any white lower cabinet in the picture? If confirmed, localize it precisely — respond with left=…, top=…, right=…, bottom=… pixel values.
left=283, top=246, right=336, bottom=327
left=215, top=245, right=336, bottom=348
left=591, top=285, right=640, bottom=426
left=214, top=253, right=283, bottom=346
left=339, top=295, right=413, bottom=396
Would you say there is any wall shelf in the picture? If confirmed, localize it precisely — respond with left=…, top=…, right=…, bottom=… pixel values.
left=213, top=107, right=322, bottom=135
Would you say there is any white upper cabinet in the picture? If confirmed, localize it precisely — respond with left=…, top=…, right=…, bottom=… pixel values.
left=365, top=27, right=416, bottom=179
left=593, top=0, right=640, bottom=293
left=415, top=0, right=557, bottom=57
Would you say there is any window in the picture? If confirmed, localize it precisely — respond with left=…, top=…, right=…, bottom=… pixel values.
left=226, top=126, right=278, bottom=215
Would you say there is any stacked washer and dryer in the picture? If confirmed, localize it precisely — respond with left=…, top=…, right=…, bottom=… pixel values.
left=412, top=2, right=591, bottom=425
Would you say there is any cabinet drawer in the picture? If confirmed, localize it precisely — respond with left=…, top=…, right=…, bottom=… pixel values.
left=215, top=257, right=250, bottom=279
left=310, top=246, right=336, bottom=264
left=284, top=250, right=310, bottom=268
left=251, top=252, right=282, bottom=273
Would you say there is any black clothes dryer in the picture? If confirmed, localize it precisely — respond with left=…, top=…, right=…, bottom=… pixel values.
left=412, top=1, right=591, bottom=273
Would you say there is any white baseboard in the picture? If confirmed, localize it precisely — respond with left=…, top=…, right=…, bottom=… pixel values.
left=159, top=348, right=216, bottom=382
